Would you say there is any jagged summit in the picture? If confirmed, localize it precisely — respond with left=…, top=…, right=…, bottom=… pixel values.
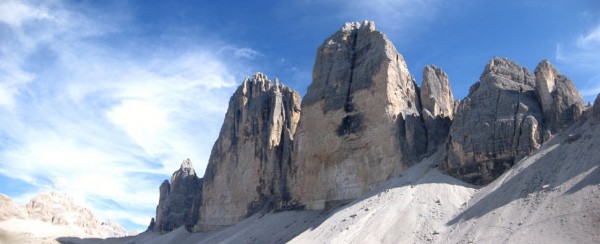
left=177, top=158, right=195, bottom=176
left=340, top=20, right=376, bottom=32
left=479, top=57, right=536, bottom=89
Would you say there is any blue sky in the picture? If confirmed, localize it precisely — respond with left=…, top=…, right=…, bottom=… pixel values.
left=0, top=0, right=598, bottom=232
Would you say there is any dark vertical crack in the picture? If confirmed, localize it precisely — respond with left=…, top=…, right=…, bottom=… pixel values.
left=322, top=57, right=336, bottom=101
left=492, top=89, right=502, bottom=153
left=344, top=31, right=359, bottom=113
left=512, top=87, right=523, bottom=154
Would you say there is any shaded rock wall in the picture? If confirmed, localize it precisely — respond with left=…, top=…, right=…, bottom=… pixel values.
left=534, top=60, right=585, bottom=139
left=421, top=65, right=454, bottom=155
left=443, top=57, right=587, bottom=185
left=443, top=57, right=544, bottom=185
left=153, top=159, right=203, bottom=232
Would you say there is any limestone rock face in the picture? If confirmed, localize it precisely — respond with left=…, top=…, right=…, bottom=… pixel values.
left=443, top=57, right=544, bottom=185
left=289, top=21, right=426, bottom=210
left=534, top=60, right=585, bottom=137
left=421, top=65, right=454, bottom=154
left=196, top=73, right=301, bottom=230
left=153, top=159, right=203, bottom=232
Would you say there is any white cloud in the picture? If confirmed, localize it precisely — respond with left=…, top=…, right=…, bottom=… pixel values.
left=318, top=0, right=450, bottom=38
left=220, top=46, right=263, bottom=59
left=0, top=0, right=252, bottom=231
left=556, top=23, right=600, bottom=99
left=0, top=0, right=53, bottom=28
left=578, top=25, right=600, bottom=47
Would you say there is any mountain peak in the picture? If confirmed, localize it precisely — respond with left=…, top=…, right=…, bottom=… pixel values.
left=341, top=20, right=375, bottom=32
left=180, top=158, right=194, bottom=170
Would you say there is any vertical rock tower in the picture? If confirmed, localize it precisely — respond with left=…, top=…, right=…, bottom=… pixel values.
left=153, top=159, right=202, bottom=232
left=421, top=65, right=454, bottom=155
left=196, top=73, right=301, bottom=230
left=534, top=60, right=585, bottom=139
left=289, top=21, right=426, bottom=210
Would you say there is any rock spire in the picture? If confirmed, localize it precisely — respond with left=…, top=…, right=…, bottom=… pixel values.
left=421, top=65, right=454, bottom=154
left=153, top=159, right=203, bottom=232
left=195, top=73, right=301, bottom=230
left=534, top=60, right=585, bottom=139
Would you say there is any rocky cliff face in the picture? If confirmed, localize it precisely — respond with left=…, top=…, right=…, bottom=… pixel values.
left=196, top=73, right=301, bottom=230
left=442, top=57, right=587, bottom=185
left=147, top=21, right=596, bottom=234
left=421, top=65, right=454, bottom=155
left=443, top=57, right=544, bottom=185
left=153, top=159, right=202, bottom=232
left=289, top=21, right=426, bottom=210
left=534, top=60, right=585, bottom=138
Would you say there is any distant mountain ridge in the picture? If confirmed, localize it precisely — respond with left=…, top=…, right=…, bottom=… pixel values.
left=146, top=21, right=597, bottom=243
left=0, top=192, right=126, bottom=243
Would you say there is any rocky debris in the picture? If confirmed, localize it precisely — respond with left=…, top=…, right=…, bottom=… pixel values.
left=534, top=60, right=585, bottom=139
left=195, top=73, right=301, bottom=231
left=443, top=57, right=544, bottom=185
left=443, top=112, right=600, bottom=244
left=289, top=21, right=426, bottom=210
left=153, top=159, right=203, bottom=232
left=0, top=192, right=126, bottom=238
left=421, top=65, right=454, bottom=154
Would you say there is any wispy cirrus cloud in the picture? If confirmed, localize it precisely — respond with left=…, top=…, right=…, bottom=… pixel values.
left=0, top=0, right=254, bottom=231
left=313, top=0, right=459, bottom=39
left=219, top=46, right=263, bottom=59
left=556, top=22, right=600, bottom=100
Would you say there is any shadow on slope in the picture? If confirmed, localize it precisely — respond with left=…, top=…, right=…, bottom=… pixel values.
left=447, top=117, right=600, bottom=225
left=57, top=149, right=475, bottom=244
left=288, top=150, right=477, bottom=243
